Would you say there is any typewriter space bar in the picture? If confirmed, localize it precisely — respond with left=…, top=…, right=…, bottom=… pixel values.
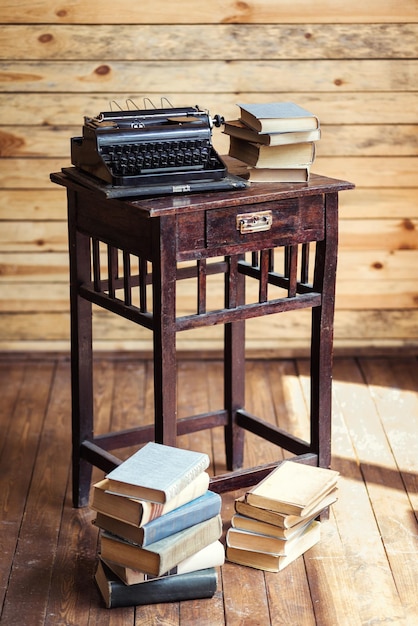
left=135, top=163, right=205, bottom=174
left=109, top=165, right=226, bottom=187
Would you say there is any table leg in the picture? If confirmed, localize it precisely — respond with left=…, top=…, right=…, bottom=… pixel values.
left=68, top=191, right=94, bottom=507
left=151, top=216, right=178, bottom=446
left=310, top=192, right=339, bottom=470
left=224, top=255, right=245, bottom=470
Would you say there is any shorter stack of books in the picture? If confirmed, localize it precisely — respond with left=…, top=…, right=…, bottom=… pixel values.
left=226, top=460, right=339, bottom=572
left=224, top=101, right=321, bottom=183
left=92, top=442, right=224, bottom=608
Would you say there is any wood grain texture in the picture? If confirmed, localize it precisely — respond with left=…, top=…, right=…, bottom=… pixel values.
left=2, top=156, right=418, bottom=189
left=2, top=249, right=417, bottom=282
left=1, top=355, right=417, bottom=624
left=3, top=124, right=418, bottom=158
left=2, top=277, right=418, bottom=313
left=1, top=309, right=417, bottom=350
left=326, top=358, right=418, bottom=624
left=1, top=1, right=417, bottom=24
left=0, top=361, right=56, bottom=617
left=1, top=216, right=416, bottom=252
left=2, top=24, right=417, bottom=60
left=0, top=2, right=417, bottom=352
left=3, top=93, right=418, bottom=125
left=2, top=60, right=417, bottom=92
left=3, top=188, right=418, bottom=221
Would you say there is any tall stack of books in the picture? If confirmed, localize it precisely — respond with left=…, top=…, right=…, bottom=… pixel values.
left=224, top=101, right=321, bottom=183
left=226, top=460, right=339, bottom=572
left=91, top=442, right=224, bottom=608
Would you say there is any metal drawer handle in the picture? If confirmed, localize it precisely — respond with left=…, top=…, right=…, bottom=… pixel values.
left=236, top=210, right=273, bottom=234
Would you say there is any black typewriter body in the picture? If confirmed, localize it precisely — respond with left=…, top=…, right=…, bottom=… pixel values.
left=71, top=106, right=227, bottom=187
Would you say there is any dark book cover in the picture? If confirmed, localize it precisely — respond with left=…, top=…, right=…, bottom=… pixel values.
left=95, top=560, right=218, bottom=609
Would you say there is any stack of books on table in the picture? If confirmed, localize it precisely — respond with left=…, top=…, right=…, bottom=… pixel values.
left=226, top=460, right=339, bottom=572
left=224, top=101, right=321, bottom=183
left=91, top=442, right=224, bottom=608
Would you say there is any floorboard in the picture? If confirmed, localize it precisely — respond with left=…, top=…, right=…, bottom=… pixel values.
left=0, top=355, right=417, bottom=626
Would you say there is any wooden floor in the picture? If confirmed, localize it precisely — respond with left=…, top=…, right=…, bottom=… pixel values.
left=1, top=353, right=417, bottom=626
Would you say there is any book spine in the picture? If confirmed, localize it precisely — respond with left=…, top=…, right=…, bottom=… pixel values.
left=91, top=486, right=151, bottom=526
left=175, top=540, right=225, bottom=574
left=164, top=457, right=210, bottom=502
left=158, top=515, right=223, bottom=576
left=102, top=540, right=225, bottom=584
left=147, top=471, right=210, bottom=522
left=99, top=566, right=218, bottom=609
left=100, top=515, right=223, bottom=576
left=142, top=491, right=221, bottom=546
left=94, top=472, right=210, bottom=527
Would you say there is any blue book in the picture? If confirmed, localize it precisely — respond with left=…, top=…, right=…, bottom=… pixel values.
left=94, top=490, right=222, bottom=547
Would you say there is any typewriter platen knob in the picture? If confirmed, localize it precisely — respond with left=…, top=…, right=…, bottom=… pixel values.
left=211, top=114, right=224, bottom=128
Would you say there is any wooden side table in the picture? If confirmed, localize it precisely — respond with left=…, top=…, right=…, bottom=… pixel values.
left=51, top=170, right=354, bottom=507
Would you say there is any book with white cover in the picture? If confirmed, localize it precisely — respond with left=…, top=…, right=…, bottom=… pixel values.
left=106, top=442, right=210, bottom=503
left=238, top=102, right=319, bottom=133
left=102, top=540, right=225, bottom=585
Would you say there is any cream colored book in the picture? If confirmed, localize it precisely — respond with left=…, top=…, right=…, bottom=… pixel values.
left=226, top=521, right=321, bottom=572
left=246, top=167, right=310, bottom=183
left=91, top=471, right=210, bottom=527
left=226, top=520, right=313, bottom=555
left=102, top=540, right=225, bottom=585
left=223, top=119, right=321, bottom=146
left=246, top=461, right=339, bottom=517
left=228, top=137, right=315, bottom=168
left=231, top=513, right=315, bottom=539
left=100, top=515, right=223, bottom=577
left=235, top=490, right=338, bottom=528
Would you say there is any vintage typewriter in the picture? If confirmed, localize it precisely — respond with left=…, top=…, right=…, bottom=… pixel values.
left=69, top=103, right=247, bottom=196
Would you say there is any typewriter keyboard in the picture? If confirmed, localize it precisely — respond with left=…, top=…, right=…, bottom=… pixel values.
left=101, top=139, right=215, bottom=176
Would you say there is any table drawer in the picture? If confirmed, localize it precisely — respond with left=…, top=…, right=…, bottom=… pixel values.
left=205, top=195, right=324, bottom=252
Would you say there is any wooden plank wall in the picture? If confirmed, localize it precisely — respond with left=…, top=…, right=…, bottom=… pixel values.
left=0, top=1, right=417, bottom=354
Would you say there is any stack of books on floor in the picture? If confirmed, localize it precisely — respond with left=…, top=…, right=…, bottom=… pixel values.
left=224, top=101, right=321, bottom=183
left=226, top=460, right=339, bottom=572
left=91, top=442, right=224, bottom=608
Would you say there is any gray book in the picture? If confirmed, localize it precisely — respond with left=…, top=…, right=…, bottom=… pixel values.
left=106, top=442, right=210, bottom=503
left=237, top=101, right=319, bottom=133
